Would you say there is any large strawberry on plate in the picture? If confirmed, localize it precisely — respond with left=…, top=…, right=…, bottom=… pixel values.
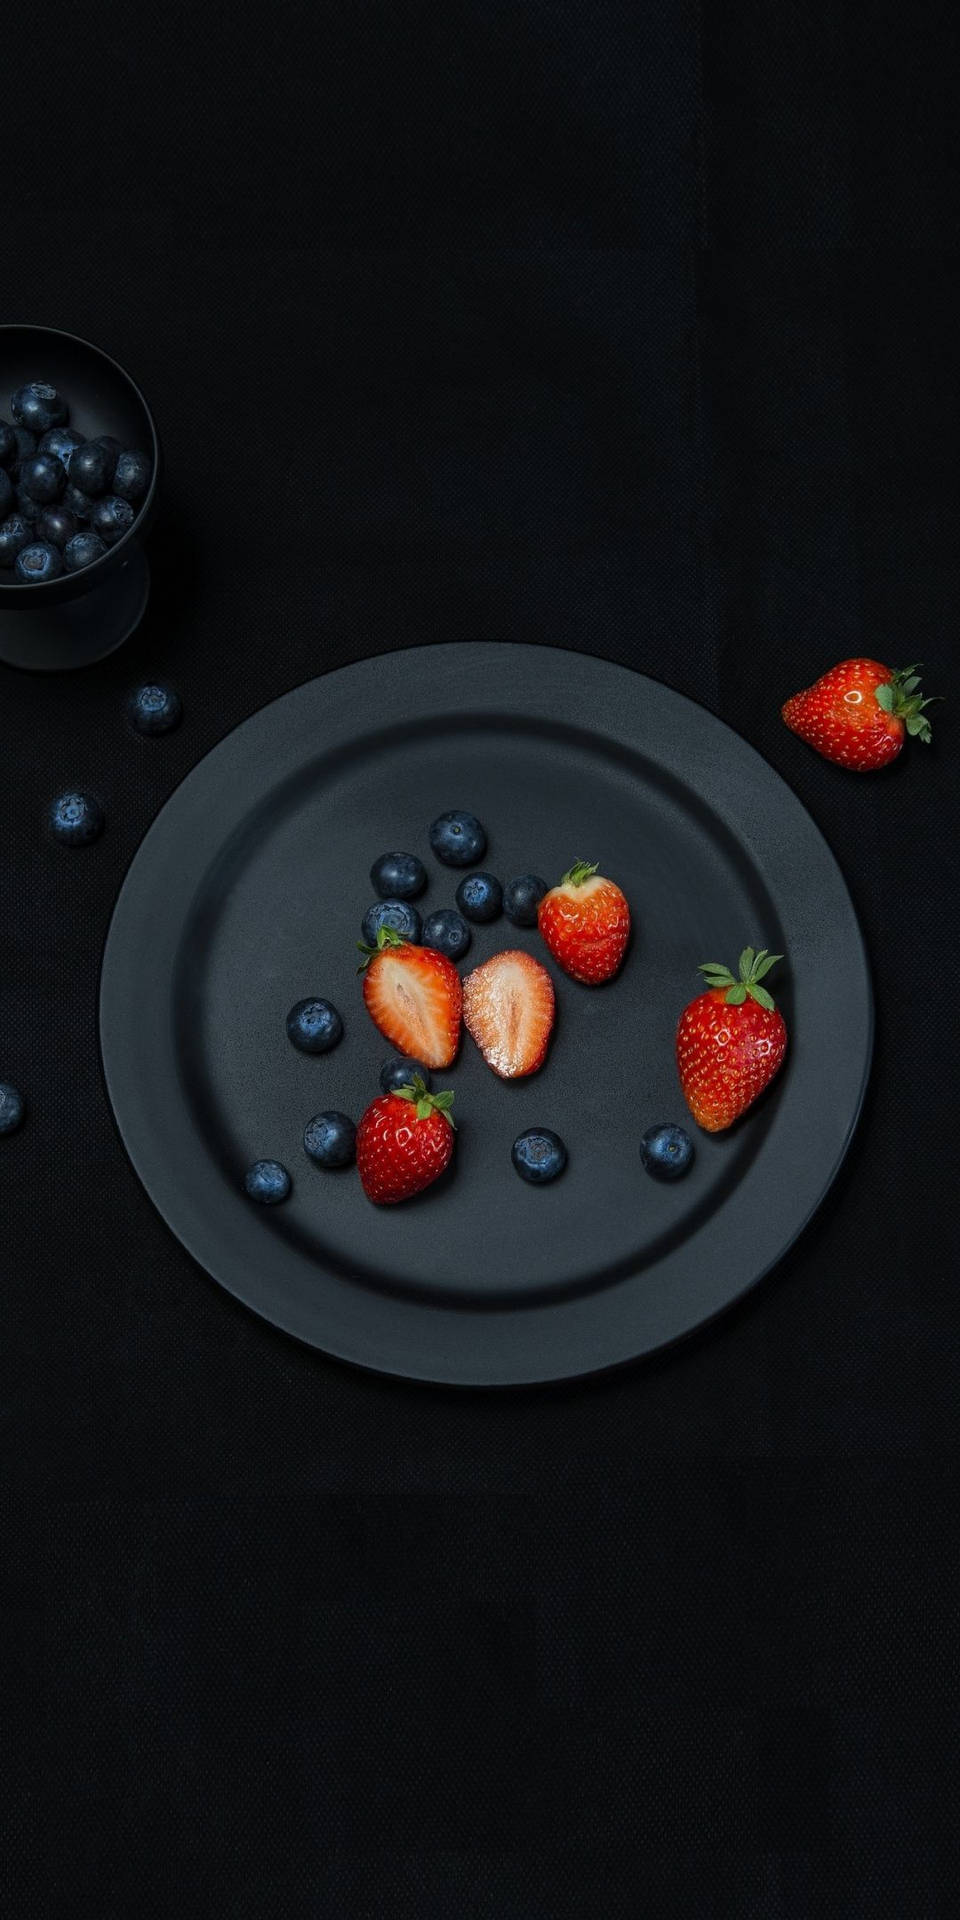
left=676, top=947, right=787, bottom=1132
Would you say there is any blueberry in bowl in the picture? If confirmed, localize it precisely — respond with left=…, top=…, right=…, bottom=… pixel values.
left=0, top=469, right=12, bottom=518
left=67, top=439, right=114, bottom=497
left=20, top=451, right=66, bottom=503
left=112, top=449, right=152, bottom=503
left=39, top=425, right=85, bottom=470
left=11, top=381, right=68, bottom=434
left=455, top=871, right=503, bottom=923
left=63, top=531, right=106, bottom=573
left=15, top=541, right=62, bottom=582
left=0, top=514, right=32, bottom=567
left=37, top=506, right=76, bottom=549
left=0, top=325, right=160, bottom=671
left=429, top=809, right=487, bottom=867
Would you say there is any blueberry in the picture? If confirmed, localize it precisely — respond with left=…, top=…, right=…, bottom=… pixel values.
left=62, top=483, right=95, bottom=523
left=12, top=426, right=37, bottom=466
left=0, top=515, right=33, bottom=566
left=63, top=531, right=107, bottom=573
left=243, top=1159, right=291, bottom=1204
left=49, top=791, right=103, bottom=845
left=37, top=505, right=77, bottom=548
left=429, top=809, right=487, bottom=867
left=379, top=1055, right=433, bottom=1095
left=360, top=898, right=422, bottom=945
left=503, top=874, right=548, bottom=927
left=14, top=487, right=43, bottom=524
left=303, top=1110, right=356, bottom=1168
left=129, top=683, right=182, bottom=734
left=455, top=870, right=503, bottom=923
left=369, top=850, right=428, bottom=900
left=10, top=383, right=67, bottom=434
left=286, top=997, right=343, bottom=1054
left=19, top=452, right=65, bottom=504
left=422, top=907, right=471, bottom=961
left=0, top=469, right=12, bottom=518
left=0, top=421, right=17, bottom=469
left=0, top=1083, right=25, bottom=1136
left=67, top=441, right=113, bottom=497
left=39, top=426, right=85, bottom=470
left=640, top=1123, right=695, bottom=1181
left=112, top=449, right=151, bottom=503
left=89, top=494, right=135, bottom=546
left=15, top=542, right=62, bottom=582
left=512, top=1129, right=567, bottom=1184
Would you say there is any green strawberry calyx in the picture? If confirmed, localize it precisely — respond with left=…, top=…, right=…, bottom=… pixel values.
left=394, top=1074, right=456, bottom=1130
left=561, top=860, right=599, bottom=887
left=356, top=924, right=408, bottom=972
left=698, top=948, right=784, bottom=1011
left=874, top=665, right=940, bottom=743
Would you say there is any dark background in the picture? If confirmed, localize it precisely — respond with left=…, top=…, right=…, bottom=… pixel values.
left=3, top=3, right=959, bottom=1914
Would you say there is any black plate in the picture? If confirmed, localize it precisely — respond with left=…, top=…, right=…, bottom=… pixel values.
left=100, top=644, right=872, bottom=1384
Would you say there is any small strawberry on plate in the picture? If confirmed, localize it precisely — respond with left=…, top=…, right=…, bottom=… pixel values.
left=781, top=659, right=937, bottom=770
left=356, top=1075, right=456, bottom=1204
left=538, top=860, right=631, bottom=984
left=359, top=926, right=462, bottom=1069
left=676, top=947, right=787, bottom=1132
left=463, top=949, right=555, bottom=1079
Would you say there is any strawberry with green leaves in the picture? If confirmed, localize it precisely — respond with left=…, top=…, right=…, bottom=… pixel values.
left=781, top=659, right=937, bottom=770
left=356, top=1075, right=456, bottom=1204
left=676, top=947, right=787, bottom=1133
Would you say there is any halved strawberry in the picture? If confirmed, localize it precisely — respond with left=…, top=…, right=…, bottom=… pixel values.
left=538, top=860, right=631, bottom=984
left=462, top=949, right=555, bottom=1079
left=356, top=1076, right=456, bottom=1204
left=359, top=927, right=462, bottom=1069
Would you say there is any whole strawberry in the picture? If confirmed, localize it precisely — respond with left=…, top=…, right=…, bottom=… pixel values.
left=356, top=1075, right=456, bottom=1204
left=676, top=948, right=787, bottom=1132
left=538, top=859, right=631, bottom=984
left=782, top=659, right=936, bottom=770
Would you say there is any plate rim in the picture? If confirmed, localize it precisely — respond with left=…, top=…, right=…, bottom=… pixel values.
left=99, top=641, right=874, bottom=1386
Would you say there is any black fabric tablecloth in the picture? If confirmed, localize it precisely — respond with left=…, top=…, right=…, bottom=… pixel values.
left=3, top=5, right=958, bottom=1914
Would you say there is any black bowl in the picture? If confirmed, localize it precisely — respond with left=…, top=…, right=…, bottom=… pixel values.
left=0, top=324, right=160, bottom=669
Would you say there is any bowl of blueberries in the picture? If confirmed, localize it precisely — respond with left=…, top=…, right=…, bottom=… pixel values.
left=0, top=324, right=159, bottom=670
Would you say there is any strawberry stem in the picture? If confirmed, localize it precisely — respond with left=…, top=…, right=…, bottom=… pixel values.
left=698, top=949, right=783, bottom=1011
left=356, top=924, right=407, bottom=971
left=395, top=1075, right=456, bottom=1129
left=561, top=860, right=599, bottom=887
left=875, top=665, right=940, bottom=743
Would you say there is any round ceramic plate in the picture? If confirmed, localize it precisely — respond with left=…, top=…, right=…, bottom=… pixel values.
left=100, top=643, right=872, bottom=1384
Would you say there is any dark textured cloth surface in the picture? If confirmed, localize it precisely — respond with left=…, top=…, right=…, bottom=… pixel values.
left=2, top=3, right=959, bottom=1915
